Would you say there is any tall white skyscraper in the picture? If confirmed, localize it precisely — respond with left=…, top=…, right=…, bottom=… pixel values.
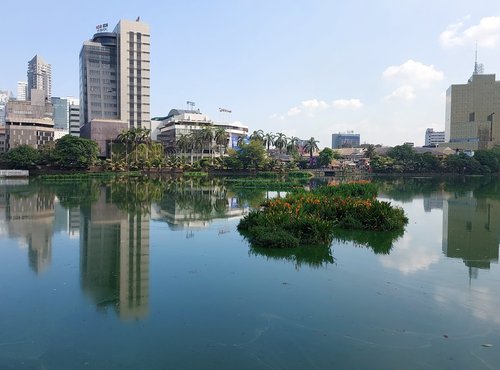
left=16, top=81, right=27, bottom=101
left=27, top=55, right=52, bottom=100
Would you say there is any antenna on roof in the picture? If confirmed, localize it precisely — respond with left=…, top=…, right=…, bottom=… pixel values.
left=473, top=41, right=484, bottom=75
left=186, top=101, right=195, bottom=110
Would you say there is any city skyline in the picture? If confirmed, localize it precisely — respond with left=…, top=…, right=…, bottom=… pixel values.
left=1, top=1, right=500, bottom=147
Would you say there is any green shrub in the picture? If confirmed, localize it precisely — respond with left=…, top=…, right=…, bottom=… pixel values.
left=237, top=182, right=408, bottom=249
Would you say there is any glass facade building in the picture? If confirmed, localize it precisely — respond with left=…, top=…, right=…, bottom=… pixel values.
left=331, top=133, right=361, bottom=148
left=79, top=32, right=119, bottom=128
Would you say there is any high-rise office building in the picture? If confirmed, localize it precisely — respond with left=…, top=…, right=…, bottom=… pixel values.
left=27, top=55, right=52, bottom=100
left=79, top=19, right=150, bottom=156
left=445, top=64, right=500, bottom=150
left=332, top=132, right=360, bottom=149
left=16, top=81, right=27, bottom=101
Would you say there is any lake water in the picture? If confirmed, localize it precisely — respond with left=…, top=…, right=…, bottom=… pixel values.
left=0, top=176, right=499, bottom=369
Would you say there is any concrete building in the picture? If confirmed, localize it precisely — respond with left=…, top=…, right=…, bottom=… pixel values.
left=80, top=118, right=127, bottom=156
left=5, top=89, right=54, bottom=150
left=79, top=20, right=150, bottom=155
left=445, top=69, right=500, bottom=150
left=424, top=128, right=445, bottom=147
left=27, top=55, right=52, bottom=100
left=16, top=81, right=27, bottom=101
left=0, top=127, right=6, bottom=153
left=69, top=101, right=80, bottom=137
left=332, top=132, right=360, bottom=149
left=0, top=90, right=11, bottom=126
left=156, top=108, right=248, bottom=156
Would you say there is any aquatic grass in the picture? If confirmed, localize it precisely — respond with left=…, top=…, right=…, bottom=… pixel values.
left=238, top=182, right=408, bottom=248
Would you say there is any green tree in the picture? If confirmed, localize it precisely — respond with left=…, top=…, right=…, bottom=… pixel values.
left=387, top=144, right=415, bottom=162
left=53, top=135, right=98, bottom=168
left=263, top=132, right=275, bottom=153
left=364, top=144, right=376, bottom=160
left=249, top=129, right=264, bottom=143
left=274, top=132, right=287, bottom=157
left=318, top=147, right=336, bottom=167
left=214, top=127, right=229, bottom=158
left=6, top=145, right=40, bottom=169
left=303, top=137, right=319, bottom=166
left=474, top=150, right=499, bottom=172
left=237, top=140, right=268, bottom=169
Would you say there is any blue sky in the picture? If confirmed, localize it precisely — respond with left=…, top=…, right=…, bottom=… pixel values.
left=2, top=0, right=500, bottom=147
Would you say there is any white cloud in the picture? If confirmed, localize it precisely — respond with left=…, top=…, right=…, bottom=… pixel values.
left=270, top=113, right=285, bottom=121
left=439, top=21, right=466, bottom=47
left=287, top=107, right=301, bottom=116
left=379, top=234, right=440, bottom=274
left=332, top=99, right=364, bottom=109
left=385, top=85, right=416, bottom=101
left=383, top=60, right=444, bottom=88
left=440, top=16, right=500, bottom=48
left=301, top=99, right=329, bottom=110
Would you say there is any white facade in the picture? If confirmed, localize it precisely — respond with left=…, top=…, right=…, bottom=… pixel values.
left=425, top=128, right=445, bottom=147
left=16, top=81, right=27, bottom=101
left=157, top=109, right=248, bottom=155
left=114, top=20, right=151, bottom=130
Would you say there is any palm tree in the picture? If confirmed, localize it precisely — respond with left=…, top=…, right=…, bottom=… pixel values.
left=117, top=130, right=133, bottom=169
left=365, top=144, right=376, bottom=160
left=176, top=134, right=190, bottom=159
left=286, top=136, right=300, bottom=155
left=200, top=126, right=215, bottom=159
left=249, top=129, right=264, bottom=142
left=274, top=132, right=287, bottom=158
left=304, top=137, right=319, bottom=166
left=263, top=132, right=275, bottom=154
left=214, top=127, right=228, bottom=158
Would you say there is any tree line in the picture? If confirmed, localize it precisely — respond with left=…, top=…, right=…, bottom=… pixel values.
left=370, top=144, right=500, bottom=174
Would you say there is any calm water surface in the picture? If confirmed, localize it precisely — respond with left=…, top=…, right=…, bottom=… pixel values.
left=0, top=176, right=499, bottom=369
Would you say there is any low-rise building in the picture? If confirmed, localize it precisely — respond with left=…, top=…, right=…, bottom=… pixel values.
left=5, top=90, right=54, bottom=150
left=156, top=109, right=248, bottom=156
left=80, top=118, right=128, bottom=157
left=425, top=128, right=445, bottom=147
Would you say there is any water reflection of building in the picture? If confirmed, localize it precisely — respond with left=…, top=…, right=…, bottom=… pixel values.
left=52, top=198, right=80, bottom=238
left=5, top=189, right=55, bottom=274
left=443, top=193, right=500, bottom=277
left=152, top=185, right=247, bottom=230
left=423, top=196, right=444, bottom=212
left=80, top=187, right=150, bottom=320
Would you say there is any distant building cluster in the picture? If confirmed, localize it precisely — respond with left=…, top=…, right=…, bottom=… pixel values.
left=0, top=20, right=499, bottom=158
